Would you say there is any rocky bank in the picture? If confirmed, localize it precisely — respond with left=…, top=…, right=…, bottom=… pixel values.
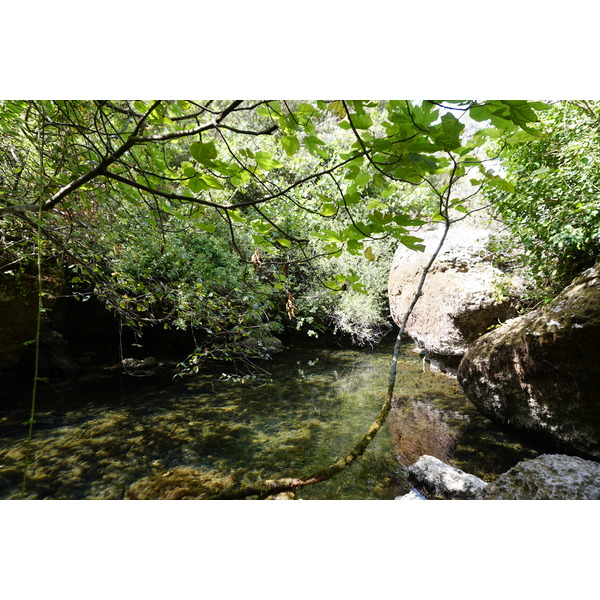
left=458, top=264, right=600, bottom=460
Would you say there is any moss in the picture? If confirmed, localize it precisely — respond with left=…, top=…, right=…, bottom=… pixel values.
left=124, top=467, right=239, bottom=500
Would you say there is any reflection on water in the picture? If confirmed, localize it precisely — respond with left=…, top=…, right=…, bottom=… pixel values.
left=0, top=337, right=540, bottom=499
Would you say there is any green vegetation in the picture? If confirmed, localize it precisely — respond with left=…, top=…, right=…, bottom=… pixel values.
left=5, top=98, right=599, bottom=499
left=0, top=99, right=555, bottom=372
left=484, top=100, right=600, bottom=302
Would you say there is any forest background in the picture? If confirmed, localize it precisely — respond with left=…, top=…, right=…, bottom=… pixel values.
left=2, top=1, right=599, bottom=599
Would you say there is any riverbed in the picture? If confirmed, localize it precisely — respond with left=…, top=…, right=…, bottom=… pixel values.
left=0, top=336, right=542, bottom=499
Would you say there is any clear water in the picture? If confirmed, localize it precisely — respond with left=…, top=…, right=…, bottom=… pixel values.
left=0, top=336, right=541, bottom=499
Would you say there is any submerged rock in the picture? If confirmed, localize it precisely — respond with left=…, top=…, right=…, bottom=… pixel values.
left=458, top=264, right=600, bottom=459
left=484, top=454, right=600, bottom=500
left=390, top=397, right=456, bottom=467
left=125, top=466, right=237, bottom=499
left=388, top=227, right=522, bottom=364
left=407, top=455, right=488, bottom=499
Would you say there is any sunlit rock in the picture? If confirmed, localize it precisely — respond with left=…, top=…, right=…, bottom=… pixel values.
left=266, top=491, right=296, bottom=500
left=484, top=454, right=600, bottom=499
left=458, top=264, right=600, bottom=459
left=395, top=488, right=428, bottom=500
left=388, top=227, right=522, bottom=366
left=407, top=454, right=488, bottom=499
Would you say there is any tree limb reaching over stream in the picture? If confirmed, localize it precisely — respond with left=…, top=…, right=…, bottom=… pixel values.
left=212, top=183, right=456, bottom=499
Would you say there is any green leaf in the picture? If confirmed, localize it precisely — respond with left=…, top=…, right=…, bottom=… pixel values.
left=487, top=177, right=515, bottom=192
left=352, top=282, right=368, bottom=294
left=277, top=238, right=292, bottom=248
left=313, top=229, right=343, bottom=242
left=304, top=135, right=326, bottom=157
left=507, top=128, right=542, bottom=143
left=281, top=135, right=300, bottom=157
left=320, top=203, right=337, bottom=217
left=349, top=113, right=373, bottom=130
left=400, top=235, right=425, bottom=252
left=133, top=101, right=148, bottom=113
left=432, top=112, right=465, bottom=151
left=346, top=239, right=363, bottom=254
left=255, top=151, right=282, bottom=170
left=188, top=176, right=205, bottom=193
left=190, top=141, right=218, bottom=163
left=366, top=198, right=385, bottom=210
left=364, top=246, right=376, bottom=261
left=355, top=172, right=370, bottom=186
left=228, top=210, right=246, bottom=224
left=200, top=174, right=224, bottom=190
left=504, top=100, right=539, bottom=128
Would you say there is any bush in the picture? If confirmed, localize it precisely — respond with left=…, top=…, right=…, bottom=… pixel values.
left=485, top=101, right=600, bottom=301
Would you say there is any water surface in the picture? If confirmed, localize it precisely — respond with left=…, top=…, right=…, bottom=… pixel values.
left=0, top=337, right=541, bottom=499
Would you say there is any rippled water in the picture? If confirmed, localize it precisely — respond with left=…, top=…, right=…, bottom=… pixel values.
left=0, top=336, right=541, bottom=499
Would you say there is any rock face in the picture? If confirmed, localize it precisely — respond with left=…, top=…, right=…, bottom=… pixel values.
left=0, top=272, right=64, bottom=372
left=388, top=227, right=522, bottom=363
left=407, top=455, right=488, bottom=499
left=484, top=454, right=600, bottom=500
left=458, top=264, right=600, bottom=459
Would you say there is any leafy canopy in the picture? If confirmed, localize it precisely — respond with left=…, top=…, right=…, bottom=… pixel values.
left=0, top=99, right=547, bottom=366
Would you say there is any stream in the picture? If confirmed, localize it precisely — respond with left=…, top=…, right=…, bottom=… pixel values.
left=0, top=335, right=543, bottom=499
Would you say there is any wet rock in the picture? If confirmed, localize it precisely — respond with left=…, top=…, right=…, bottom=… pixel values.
left=458, top=264, right=600, bottom=459
left=388, top=227, right=522, bottom=361
left=266, top=491, right=296, bottom=500
left=484, top=454, right=600, bottom=500
left=407, top=455, right=488, bottom=499
left=38, top=329, right=80, bottom=376
left=77, top=350, right=99, bottom=366
left=0, top=271, right=64, bottom=371
left=395, top=488, right=428, bottom=500
left=121, top=356, right=158, bottom=375
left=241, top=335, right=286, bottom=355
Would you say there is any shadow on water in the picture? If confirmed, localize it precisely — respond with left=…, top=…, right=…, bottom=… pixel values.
left=0, top=336, right=544, bottom=499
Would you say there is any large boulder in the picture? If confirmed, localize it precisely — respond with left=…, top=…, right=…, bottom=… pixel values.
left=484, top=454, right=600, bottom=500
left=388, top=227, right=522, bottom=364
left=458, top=264, right=600, bottom=459
left=407, top=454, right=488, bottom=499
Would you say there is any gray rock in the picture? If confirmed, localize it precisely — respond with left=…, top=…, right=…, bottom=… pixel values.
left=388, top=227, right=522, bottom=360
left=38, top=329, right=80, bottom=375
left=121, top=356, right=158, bottom=374
left=484, top=454, right=600, bottom=500
left=395, top=488, right=428, bottom=500
left=407, top=455, right=488, bottom=499
left=458, top=264, right=600, bottom=459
